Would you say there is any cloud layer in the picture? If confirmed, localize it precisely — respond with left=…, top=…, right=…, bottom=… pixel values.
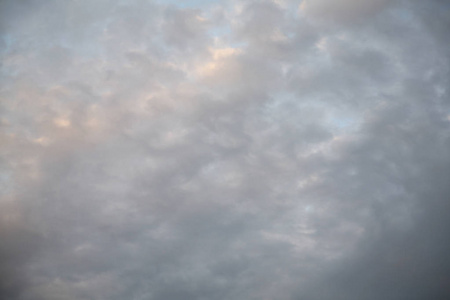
left=1, top=0, right=450, bottom=299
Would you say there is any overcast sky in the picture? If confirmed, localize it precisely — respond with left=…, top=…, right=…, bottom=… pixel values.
left=1, top=0, right=450, bottom=299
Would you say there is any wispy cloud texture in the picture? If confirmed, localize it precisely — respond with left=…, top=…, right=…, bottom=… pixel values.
left=1, top=0, right=450, bottom=299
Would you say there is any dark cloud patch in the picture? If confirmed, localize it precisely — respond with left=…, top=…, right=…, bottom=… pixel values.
left=0, top=204, right=45, bottom=299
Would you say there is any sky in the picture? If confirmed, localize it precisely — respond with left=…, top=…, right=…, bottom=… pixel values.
left=1, top=0, right=450, bottom=299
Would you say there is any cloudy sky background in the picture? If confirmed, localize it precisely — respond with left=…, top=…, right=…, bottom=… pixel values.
left=1, top=0, right=450, bottom=299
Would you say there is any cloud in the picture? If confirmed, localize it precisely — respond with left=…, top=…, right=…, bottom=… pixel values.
left=299, top=0, right=392, bottom=25
left=1, top=0, right=450, bottom=299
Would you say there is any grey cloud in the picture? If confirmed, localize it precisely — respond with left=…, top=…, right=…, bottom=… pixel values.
left=300, top=0, right=392, bottom=25
left=1, top=0, right=450, bottom=299
left=234, top=1, right=285, bottom=42
left=162, top=7, right=210, bottom=51
left=0, top=201, right=45, bottom=299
